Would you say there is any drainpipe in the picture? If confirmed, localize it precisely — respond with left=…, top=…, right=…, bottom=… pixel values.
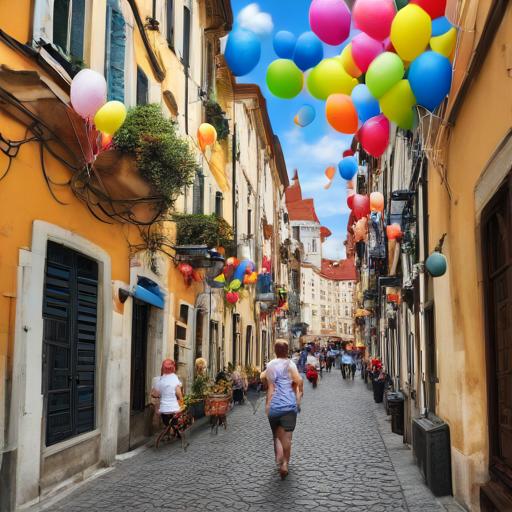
left=232, top=123, right=237, bottom=252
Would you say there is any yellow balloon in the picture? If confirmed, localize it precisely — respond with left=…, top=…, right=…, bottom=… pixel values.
left=430, top=28, right=457, bottom=58
left=94, top=101, right=127, bottom=135
left=341, top=43, right=362, bottom=79
left=307, top=58, right=358, bottom=101
left=379, top=80, right=417, bottom=130
left=391, top=4, right=431, bottom=62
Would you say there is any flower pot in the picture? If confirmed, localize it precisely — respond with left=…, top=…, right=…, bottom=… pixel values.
left=192, top=400, right=205, bottom=420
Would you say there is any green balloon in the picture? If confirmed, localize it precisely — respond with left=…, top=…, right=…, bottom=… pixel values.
left=366, top=52, right=404, bottom=99
left=266, top=59, right=304, bottom=100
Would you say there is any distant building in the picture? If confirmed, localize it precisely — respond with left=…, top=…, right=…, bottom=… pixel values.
left=285, top=170, right=356, bottom=339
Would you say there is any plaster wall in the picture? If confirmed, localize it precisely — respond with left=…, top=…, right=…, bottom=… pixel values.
left=428, top=5, right=512, bottom=510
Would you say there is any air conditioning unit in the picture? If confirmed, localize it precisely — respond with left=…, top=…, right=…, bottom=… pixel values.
left=412, top=412, right=452, bottom=497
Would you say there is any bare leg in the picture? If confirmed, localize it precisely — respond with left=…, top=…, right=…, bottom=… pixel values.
left=274, top=435, right=284, bottom=464
left=275, top=427, right=293, bottom=478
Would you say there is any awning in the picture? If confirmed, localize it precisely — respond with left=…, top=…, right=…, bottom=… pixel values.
left=133, top=276, right=165, bottom=309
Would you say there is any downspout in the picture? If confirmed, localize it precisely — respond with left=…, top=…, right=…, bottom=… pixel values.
left=232, top=123, right=237, bottom=251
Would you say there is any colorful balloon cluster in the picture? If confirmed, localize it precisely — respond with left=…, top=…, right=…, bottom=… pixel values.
left=70, top=69, right=127, bottom=144
left=222, top=0, right=456, bottom=167
left=208, top=257, right=257, bottom=306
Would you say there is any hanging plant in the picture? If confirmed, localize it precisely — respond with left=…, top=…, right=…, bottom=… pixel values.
left=113, top=103, right=196, bottom=209
left=173, top=213, right=234, bottom=248
left=205, top=100, right=230, bottom=141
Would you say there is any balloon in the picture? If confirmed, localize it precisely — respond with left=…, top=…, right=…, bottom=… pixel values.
left=225, top=27, right=261, bottom=77
left=431, top=16, right=453, bottom=37
left=410, top=0, right=447, bottom=20
left=294, top=114, right=301, bottom=126
left=343, top=149, right=355, bottom=158
left=197, top=123, right=217, bottom=151
left=309, top=0, right=351, bottom=46
left=233, top=259, right=252, bottom=282
left=426, top=252, right=447, bottom=277
left=430, top=28, right=457, bottom=58
left=351, top=33, right=384, bottom=73
left=379, top=79, right=416, bottom=130
left=391, top=4, right=432, bottom=62
left=353, top=194, right=371, bottom=220
left=326, top=94, right=358, bottom=134
left=326, top=165, right=336, bottom=180
left=359, top=113, right=390, bottom=157
left=386, top=223, right=402, bottom=240
left=225, top=291, right=239, bottom=304
left=273, top=31, right=297, bottom=59
left=347, top=189, right=356, bottom=209
left=244, top=272, right=258, bottom=284
left=266, top=59, right=303, bottom=100
left=226, top=257, right=238, bottom=267
left=94, top=101, right=126, bottom=135
left=338, top=156, right=358, bottom=180
left=351, top=84, right=381, bottom=124
left=366, top=52, right=405, bottom=99
left=297, top=105, right=316, bottom=127
left=229, top=279, right=242, bottom=291
left=341, top=44, right=362, bottom=78
left=354, top=217, right=368, bottom=242
left=70, top=69, right=107, bottom=120
left=408, top=51, right=453, bottom=111
left=370, top=192, right=385, bottom=212
left=293, top=32, right=324, bottom=71
left=307, top=58, right=358, bottom=100
left=353, top=0, right=396, bottom=42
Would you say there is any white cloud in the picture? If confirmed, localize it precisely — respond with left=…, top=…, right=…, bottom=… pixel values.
left=322, top=237, right=347, bottom=260
left=237, top=3, right=274, bottom=37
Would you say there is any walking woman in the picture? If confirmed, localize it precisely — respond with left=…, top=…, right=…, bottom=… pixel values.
left=263, top=340, right=303, bottom=480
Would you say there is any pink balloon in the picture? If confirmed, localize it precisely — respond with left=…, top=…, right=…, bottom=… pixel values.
left=351, top=33, right=385, bottom=73
left=309, top=0, right=351, bottom=46
left=353, top=0, right=397, bottom=42
left=359, top=113, right=390, bottom=158
left=70, top=69, right=107, bottom=120
left=353, top=194, right=371, bottom=220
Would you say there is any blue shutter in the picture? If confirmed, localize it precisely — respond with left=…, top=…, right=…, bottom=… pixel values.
left=105, top=0, right=126, bottom=103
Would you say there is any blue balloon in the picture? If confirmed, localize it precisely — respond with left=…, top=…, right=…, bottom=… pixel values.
left=273, top=31, right=297, bottom=59
left=351, top=84, right=381, bottom=124
left=409, top=52, right=453, bottom=112
left=225, top=27, right=261, bottom=77
left=233, top=259, right=252, bottom=282
left=293, top=32, right=323, bottom=71
left=431, top=16, right=454, bottom=37
left=338, top=157, right=358, bottom=181
left=297, top=105, right=316, bottom=127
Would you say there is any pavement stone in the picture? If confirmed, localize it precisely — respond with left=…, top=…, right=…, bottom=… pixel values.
left=29, top=371, right=464, bottom=512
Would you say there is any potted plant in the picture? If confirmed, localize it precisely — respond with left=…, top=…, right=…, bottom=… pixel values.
left=188, top=374, right=209, bottom=419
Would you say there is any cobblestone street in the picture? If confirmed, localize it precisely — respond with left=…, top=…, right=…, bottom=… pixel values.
left=37, top=372, right=454, bottom=512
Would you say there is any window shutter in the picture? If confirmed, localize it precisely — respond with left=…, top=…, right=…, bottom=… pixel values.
left=70, top=0, right=86, bottom=58
left=182, top=6, right=191, bottom=67
left=166, top=0, right=175, bottom=47
left=136, top=66, right=148, bottom=105
left=193, top=171, right=204, bottom=214
left=105, top=0, right=126, bottom=103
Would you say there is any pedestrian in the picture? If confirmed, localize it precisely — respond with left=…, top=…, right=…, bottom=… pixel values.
left=263, top=340, right=303, bottom=480
left=350, top=353, right=357, bottom=379
left=297, top=349, right=307, bottom=375
left=151, top=359, right=183, bottom=433
left=341, top=351, right=354, bottom=379
left=326, top=347, right=334, bottom=372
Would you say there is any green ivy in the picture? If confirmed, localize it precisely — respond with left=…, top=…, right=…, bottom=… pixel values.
left=173, top=213, right=233, bottom=249
left=113, top=103, right=196, bottom=209
left=205, top=100, right=229, bottom=141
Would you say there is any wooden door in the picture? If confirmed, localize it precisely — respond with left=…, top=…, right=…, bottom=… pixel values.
left=131, top=300, right=149, bottom=414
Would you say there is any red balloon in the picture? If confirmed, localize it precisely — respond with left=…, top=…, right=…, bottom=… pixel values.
left=347, top=189, right=356, bottom=209
left=410, top=0, right=447, bottom=20
left=353, top=194, right=370, bottom=220
left=386, top=223, right=403, bottom=240
left=359, top=113, right=390, bottom=158
left=226, top=291, right=239, bottom=304
left=343, top=149, right=355, bottom=158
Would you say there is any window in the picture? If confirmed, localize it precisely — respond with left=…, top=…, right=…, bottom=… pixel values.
left=344, top=323, right=348, bottom=334
left=312, top=310, right=317, bottom=316
left=182, top=6, right=191, bottom=68
left=193, top=170, right=204, bottom=214
left=345, top=306, right=349, bottom=316
left=105, top=0, right=126, bottom=102
left=53, top=0, right=86, bottom=58
left=248, top=209, right=252, bottom=236
left=136, top=66, right=149, bottom=105
left=166, top=0, right=175, bottom=48
left=292, top=226, right=300, bottom=241
left=42, top=241, right=98, bottom=446
left=179, top=304, right=189, bottom=324
left=312, top=238, right=317, bottom=252
left=215, top=192, right=223, bottom=217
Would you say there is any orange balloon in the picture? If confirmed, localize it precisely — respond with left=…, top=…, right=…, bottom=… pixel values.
left=325, top=165, right=336, bottom=180
left=386, top=223, right=402, bottom=240
left=370, top=191, right=384, bottom=212
left=198, top=123, right=217, bottom=151
left=326, top=94, right=358, bottom=134
left=294, top=114, right=301, bottom=126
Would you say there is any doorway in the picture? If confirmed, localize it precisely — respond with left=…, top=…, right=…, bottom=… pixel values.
left=481, top=175, right=512, bottom=509
left=130, top=299, right=150, bottom=446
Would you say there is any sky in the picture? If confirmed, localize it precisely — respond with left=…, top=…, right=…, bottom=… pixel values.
left=231, top=1, right=359, bottom=260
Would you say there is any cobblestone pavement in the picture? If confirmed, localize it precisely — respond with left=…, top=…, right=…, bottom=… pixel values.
left=44, top=371, right=447, bottom=512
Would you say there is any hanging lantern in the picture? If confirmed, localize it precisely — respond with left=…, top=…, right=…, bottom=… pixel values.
left=426, top=233, right=448, bottom=277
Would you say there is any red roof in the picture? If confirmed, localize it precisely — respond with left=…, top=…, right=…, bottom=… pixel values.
left=285, top=179, right=303, bottom=204
left=287, top=198, right=320, bottom=223
left=320, top=226, right=332, bottom=239
left=318, top=259, right=356, bottom=281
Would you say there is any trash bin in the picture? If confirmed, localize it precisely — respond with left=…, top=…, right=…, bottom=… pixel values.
left=384, top=392, right=400, bottom=415
left=387, top=393, right=404, bottom=435
left=372, top=379, right=386, bottom=403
